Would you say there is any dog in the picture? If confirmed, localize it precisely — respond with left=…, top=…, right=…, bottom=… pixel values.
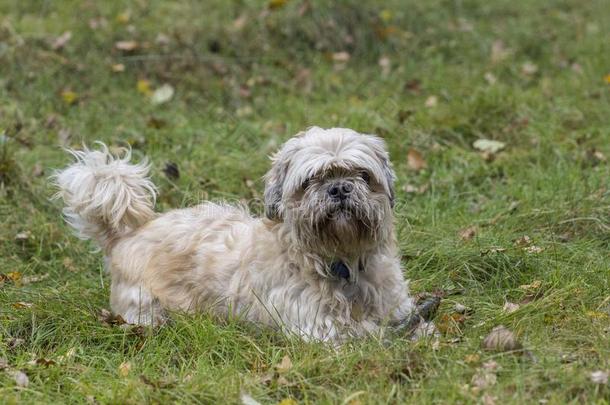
left=54, top=127, right=433, bottom=342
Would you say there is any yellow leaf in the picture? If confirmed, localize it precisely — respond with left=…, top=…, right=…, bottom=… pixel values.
left=7, top=271, right=21, bottom=282
left=60, top=90, right=78, bottom=105
left=137, top=79, right=152, bottom=96
left=111, top=63, right=125, bottom=72
left=604, top=74, right=610, bottom=84
left=379, top=9, right=393, bottom=22
left=277, top=399, right=297, bottom=405
left=116, top=11, right=130, bottom=24
left=118, top=361, right=131, bottom=377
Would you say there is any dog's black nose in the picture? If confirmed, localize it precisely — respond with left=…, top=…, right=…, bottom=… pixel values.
left=328, top=181, right=354, bottom=200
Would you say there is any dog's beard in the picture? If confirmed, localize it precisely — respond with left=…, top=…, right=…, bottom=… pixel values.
left=286, top=188, right=391, bottom=258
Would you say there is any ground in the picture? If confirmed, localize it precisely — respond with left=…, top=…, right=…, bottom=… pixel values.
left=1, top=0, right=609, bottom=403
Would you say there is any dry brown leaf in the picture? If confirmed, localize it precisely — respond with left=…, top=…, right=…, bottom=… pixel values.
left=458, top=226, right=477, bottom=241
left=407, top=148, right=427, bottom=171
left=513, top=235, right=532, bottom=247
left=332, top=51, right=351, bottom=63
left=490, top=40, right=511, bottom=63
left=464, top=354, right=480, bottom=364
left=15, top=231, right=31, bottom=241
left=51, top=31, right=72, bottom=50
left=503, top=302, right=520, bottom=314
left=115, top=40, right=139, bottom=51
left=521, top=62, right=538, bottom=76
left=98, top=309, right=127, bottom=326
left=276, top=355, right=292, bottom=374
left=13, top=301, right=33, bottom=309
left=118, top=361, right=131, bottom=377
left=519, top=280, right=542, bottom=291
left=424, top=95, right=438, bottom=108
left=482, top=325, right=522, bottom=352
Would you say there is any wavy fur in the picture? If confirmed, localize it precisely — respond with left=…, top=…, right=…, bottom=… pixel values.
left=52, top=143, right=156, bottom=252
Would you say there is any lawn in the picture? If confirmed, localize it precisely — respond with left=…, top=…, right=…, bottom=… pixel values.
left=1, top=0, right=609, bottom=403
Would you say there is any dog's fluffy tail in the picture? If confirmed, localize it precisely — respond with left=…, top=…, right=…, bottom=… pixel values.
left=53, top=143, right=157, bottom=252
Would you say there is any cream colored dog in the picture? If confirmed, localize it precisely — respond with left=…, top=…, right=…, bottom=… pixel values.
left=54, top=127, right=428, bottom=342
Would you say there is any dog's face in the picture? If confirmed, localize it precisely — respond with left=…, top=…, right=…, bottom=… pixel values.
left=264, top=127, right=395, bottom=256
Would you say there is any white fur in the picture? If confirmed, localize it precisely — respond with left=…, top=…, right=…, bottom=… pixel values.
left=53, top=127, right=419, bottom=342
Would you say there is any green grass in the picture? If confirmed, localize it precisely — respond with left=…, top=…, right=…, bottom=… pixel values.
left=1, top=0, right=609, bottom=403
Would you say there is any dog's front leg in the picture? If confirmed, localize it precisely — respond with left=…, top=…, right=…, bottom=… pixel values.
left=393, top=296, right=440, bottom=339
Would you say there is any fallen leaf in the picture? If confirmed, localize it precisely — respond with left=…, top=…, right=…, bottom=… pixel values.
left=268, top=0, right=287, bottom=10
left=21, top=272, right=50, bottom=285
left=147, top=117, right=167, bottom=129
left=590, top=370, right=609, bottom=385
left=490, top=40, right=511, bottom=63
left=503, top=302, right=520, bottom=314
left=163, top=162, right=180, bottom=180
left=473, top=139, right=506, bottom=154
left=232, top=14, right=248, bottom=31
left=98, top=308, right=127, bottom=326
left=7, top=271, right=22, bottom=282
left=604, top=74, right=610, bottom=84
left=425, top=95, right=438, bottom=108
left=7, top=338, right=25, bottom=349
left=137, top=79, right=152, bottom=96
left=51, top=31, right=72, bottom=50
left=63, top=257, right=78, bottom=272
left=277, top=399, right=298, bottom=405
left=403, top=184, right=428, bottom=194
left=151, top=84, right=174, bottom=105
left=32, top=358, right=56, bottom=367
left=13, top=301, right=33, bottom=309
left=519, top=280, right=542, bottom=291
left=513, top=235, right=532, bottom=247
left=378, top=56, right=391, bottom=75
left=482, top=325, right=522, bottom=352
left=118, top=361, right=131, bottom=377
left=407, top=148, right=427, bottom=171
left=454, top=303, right=472, bottom=314
left=60, top=90, right=78, bottom=105
left=116, top=11, right=131, bottom=24
left=524, top=245, right=544, bottom=254
left=276, top=355, right=292, bottom=374
left=241, top=393, right=262, bottom=405
left=458, top=226, right=477, bottom=241
left=11, top=370, right=29, bottom=387
left=332, top=51, right=351, bottom=63
left=471, top=366, right=497, bottom=390
left=464, top=354, right=480, bottom=364
left=586, top=311, right=608, bottom=320
left=32, top=163, right=44, bottom=177
left=111, top=63, right=125, bottom=72
left=484, top=72, right=497, bottom=85
left=115, top=40, right=139, bottom=51
left=521, top=62, right=538, bottom=76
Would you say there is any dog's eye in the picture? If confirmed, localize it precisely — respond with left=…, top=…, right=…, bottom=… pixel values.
left=360, top=171, right=371, bottom=184
left=301, top=178, right=310, bottom=190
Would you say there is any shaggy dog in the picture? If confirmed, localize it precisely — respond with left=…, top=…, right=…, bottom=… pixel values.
left=54, top=127, right=432, bottom=342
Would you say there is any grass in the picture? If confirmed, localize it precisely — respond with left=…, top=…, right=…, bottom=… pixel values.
left=1, top=0, right=609, bottom=403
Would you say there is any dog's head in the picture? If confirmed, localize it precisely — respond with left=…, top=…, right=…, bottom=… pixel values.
left=264, top=127, right=395, bottom=256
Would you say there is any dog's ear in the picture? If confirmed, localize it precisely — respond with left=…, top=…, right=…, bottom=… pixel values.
left=263, top=151, right=289, bottom=221
left=364, top=134, right=396, bottom=207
